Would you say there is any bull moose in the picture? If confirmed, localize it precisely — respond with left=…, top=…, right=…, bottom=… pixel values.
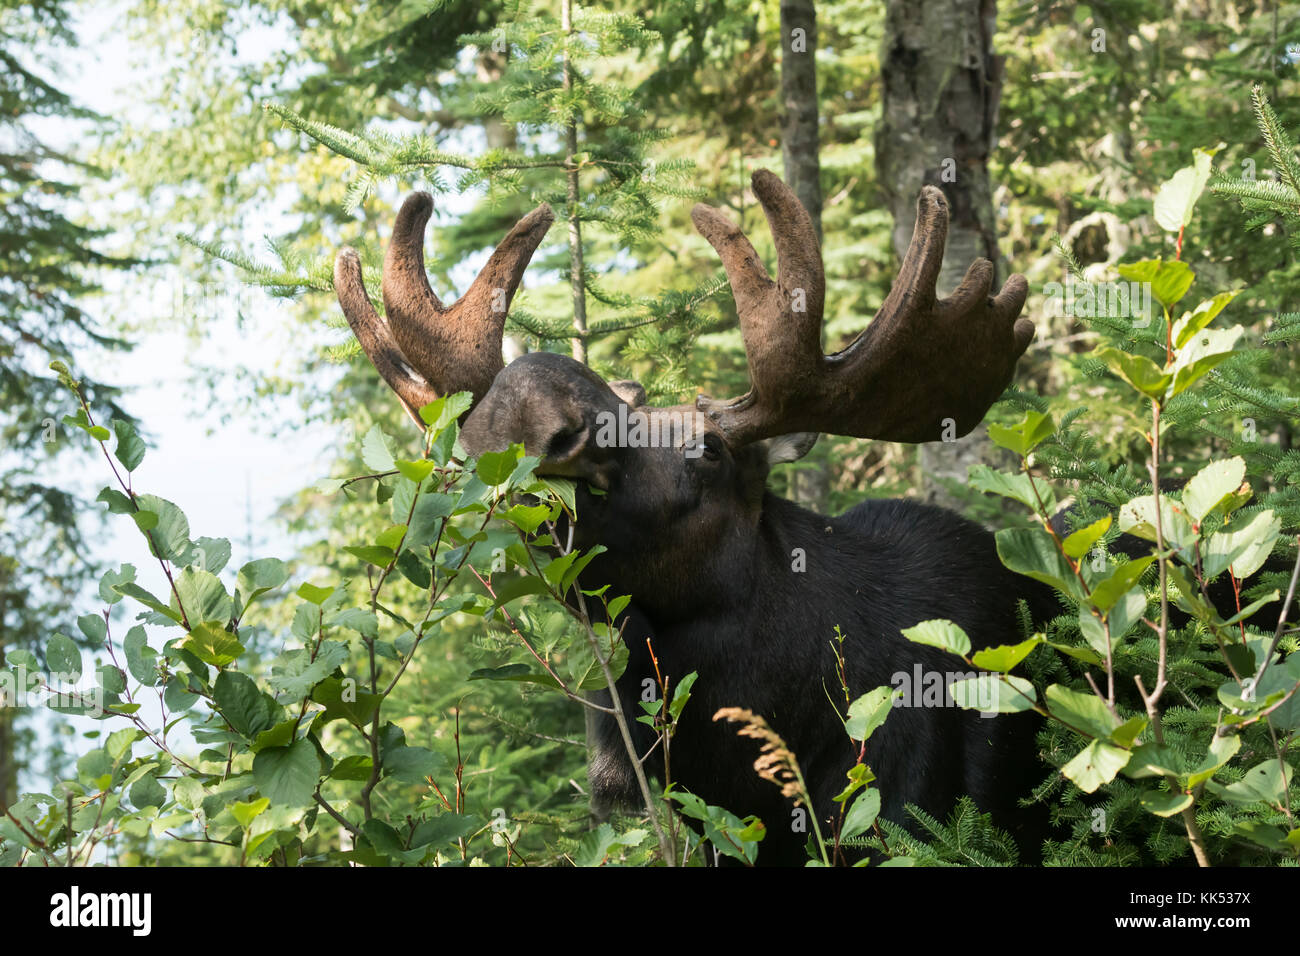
left=333, top=170, right=1054, bottom=865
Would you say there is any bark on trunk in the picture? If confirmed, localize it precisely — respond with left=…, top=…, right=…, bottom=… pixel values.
left=876, top=0, right=1012, bottom=511
left=779, top=0, right=831, bottom=514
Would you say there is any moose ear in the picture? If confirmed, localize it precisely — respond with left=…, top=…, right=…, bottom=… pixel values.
left=608, top=380, right=647, bottom=408
left=763, top=432, right=819, bottom=466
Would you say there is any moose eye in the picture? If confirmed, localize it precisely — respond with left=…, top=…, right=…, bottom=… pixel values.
left=689, top=433, right=722, bottom=462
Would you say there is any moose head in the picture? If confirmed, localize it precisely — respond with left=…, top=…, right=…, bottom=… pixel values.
left=335, top=170, right=1032, bottom=610
left=334, top=170, right=1046, bottom=864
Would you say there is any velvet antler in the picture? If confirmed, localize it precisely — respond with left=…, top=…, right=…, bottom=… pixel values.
left=691, top=170, right=1033, bottom=445
left=334, top=193, right=555, bottom=425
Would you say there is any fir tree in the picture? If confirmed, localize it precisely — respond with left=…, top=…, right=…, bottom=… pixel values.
left=0, top=0, right=133, bottom=811
left=207, top=1, right=727, bottom=406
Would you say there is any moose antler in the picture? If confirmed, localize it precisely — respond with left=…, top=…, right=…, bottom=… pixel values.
left=334, top=193, right=555, bottom=425
left=691, top=170, right=1033, bottom=445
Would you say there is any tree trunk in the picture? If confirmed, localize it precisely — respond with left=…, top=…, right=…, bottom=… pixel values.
left=779, top=0, right=831, bottom=514
left=876, top=0, right=1011, bottom=510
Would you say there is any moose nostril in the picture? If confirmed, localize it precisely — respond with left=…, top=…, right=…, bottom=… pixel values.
left=545, top=424, right=586, bottom=461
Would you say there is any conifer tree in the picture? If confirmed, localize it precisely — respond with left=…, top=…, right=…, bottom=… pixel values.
left=208, top=0, right=727, bottom=405
left=0, top=0, right=132, bottom=811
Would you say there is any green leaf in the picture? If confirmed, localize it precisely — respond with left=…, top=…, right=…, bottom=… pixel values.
left=46, top=633, right=82, bottom=679
left=123, top=627, right=158, bottom=685
left=1225, top=509, right=1280, bottom=580
left=490, top=574, right=551, bottom=608
left=1173, top=291, right=1239, bottom=349
left=1139, top=790, right=1193, bottom=817
left=128, top=772, right=167, bottom=810
left=113, top=582, right=183, bottom=623
left=505, top=502, right=553, bottom=534
left=1110, top=715, right=1148, bottom=748
left=1061, top=739, right=1131, bottom=793
left=575, top=823, right=637, bottom=867
left=967, top=465, right=1056, bottom=511
left=668, top=671, right=698, bottom=721
left=985, top=410, right=1055, bottom=457
left=383, top=746, right=449, bottom=784
left=172, top=777, right=204, bottom=810
left=253, top=739, right=321, bottom=808
left=328, top=607, right=379, bottom=641
left=329, top=755, right=374, bottom=781
left=419, top=392, right=474, bottom=433
left=536, top=477, right=577, bottom=514
left=1124, top=741, right=1182, bottom=779
left=213, top=670, right=281, bottom=739
left=1153, top=147, right=1217, bottom=232
left=97, top=487, right=135, bottom=515
left=844, top=686, right=897, bottom=741
left=182, top=622, right=245, bottom=667
left=840, top=789, right=881, bottom=840
left=405, top=493, right=455, bottom=550
left=1233, top=821, right=1291, bottom=852
left=1094, top=347, right=1172, bottom=401
left=163, top=677, right=198, bottom=712
left=98, top=564, right=136, bottom=604
left=361, top=819, right=427, bottom=864
left=1182, top=457, right=1247, bottom=523
left=251, top=719, right=298, bottom=753
left=1118, top=494, right=1194, bottom=550
left=1252, top=653, right=1300, bottom=730
left=475, top=447, right=520, bottom=485
left=1089, top=556, right=1155, bottom=613
left=949, top=674, right=1037, bottom=713
left=312, top=677, right=383, bottom=729
left=1045, top=684, right=1118, bottom=739
left=231, top=797, right=270, bottom=828
left=296, top=582, right=333, bottom=605
left=1062, top=515, right=1111, bottom=560
left=97, top=664, right=126, bottom=695
left=112, top=419, right=146, bottom=472
left=971, top=636, right=1043, bottom=672
left=268, top=641, right=349, bottom=701
left=374, top=522, right=403, bottom=554
left=344, top=545, right=395, bottom=568
left=996, top=526, right=1085, bottom=600
left=1208, top=759, right=1293, bottom=806
left=189, top=536, right=231, bottom=574
left=833, top=762, right=875, bottom=805
left=361, top=424, right=396, bottom=472
left=900, top=619, right=971, bottom=658
left=394, top=459, right=435, bottom=484
left=409, top=813, right=483, bottom=851
left=237, top=558, right=289, bottom=610
left=172, top=568, right=232, bottom=626
left=77, top=613, right=106, bottom=644
left=1184, top=734, right=1240, bottom=788
left=1151, top=260, right=1195, bottom=309
left=1169, top=325, right=1244, bottom=397
left=133, top=494, right=192, bottom=562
